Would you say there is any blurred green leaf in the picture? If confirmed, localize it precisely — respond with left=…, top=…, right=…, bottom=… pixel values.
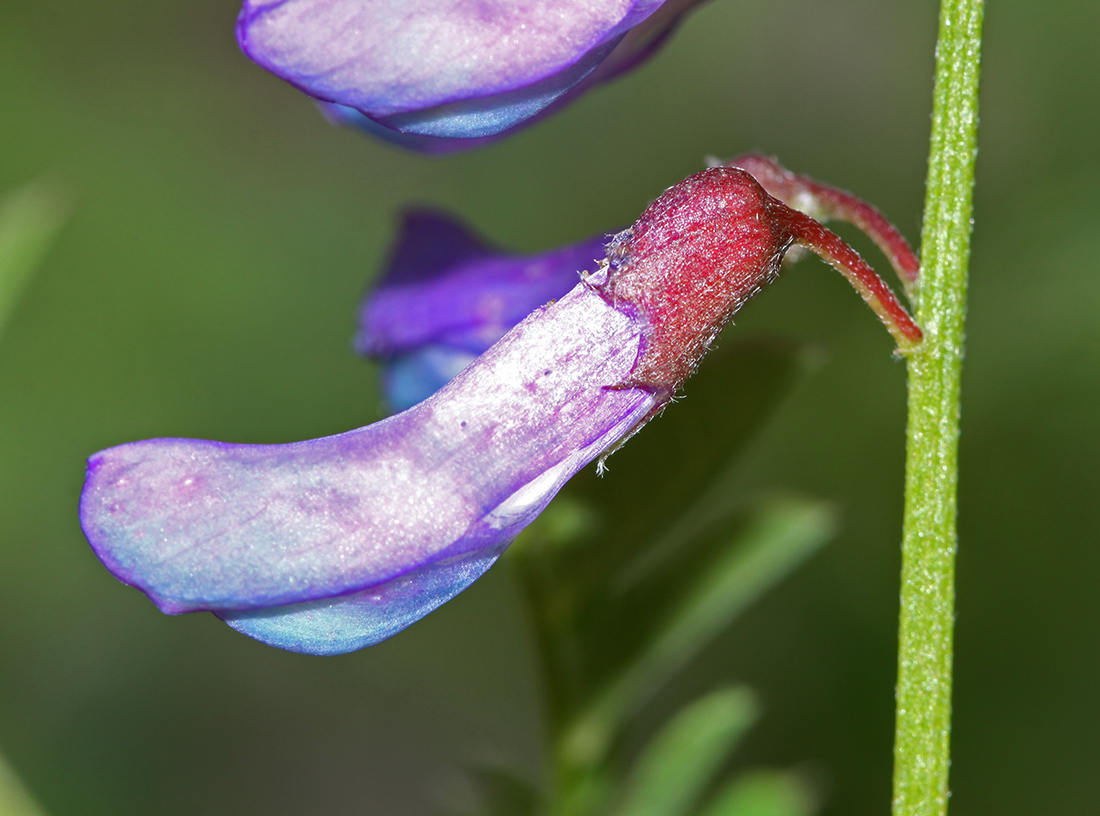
left=0, top=751, right=47, bottom=816
left=451, top=767, right=541, bottom=816
left=561, top=340, right=810, bottom=590
left=696, top=769, right=816, bottom=816
left=0, top=179, right=70, bottom=340
left=612, top=688, right=757, bottom=816
left=511, top=341, right=811, bottom=727
left=559, top=495, right=834, bottom=770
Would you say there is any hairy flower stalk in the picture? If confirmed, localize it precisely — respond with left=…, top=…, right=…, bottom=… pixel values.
left=727, top=155, right=920, bottom=298
left=80, top=163, right=919, bottom=655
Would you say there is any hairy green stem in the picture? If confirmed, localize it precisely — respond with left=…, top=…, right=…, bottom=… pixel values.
left=893, top=1, right=984, bottom=815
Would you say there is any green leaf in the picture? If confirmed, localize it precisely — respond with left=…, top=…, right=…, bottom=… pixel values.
left=612, top=688, right=758, bottom=816
left=697, top=769, right=816, bottom=816
left=560, top=340, right=809, bottom=591
left=0, top=179, right=70, bottom=340
left=0, top=751, right=48, bottom=816
left=449, top=768, right=541, bottom=816
left=560, top=496, right=835, bottom=770
left=509, top=342, right=811, bottom=727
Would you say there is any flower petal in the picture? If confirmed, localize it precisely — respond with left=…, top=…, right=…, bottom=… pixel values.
left=370, top=209, right=498, bottom=287
left=317, top=103, right=502, bottom=153
left=82, top=162, right=921, bottom=655
left=237, top=0, right=662, bottom=115
left=357, top=210, right=607, bottom=358
left=81, top=280, right=655, bottom=651
left=218, top=550, right=502, bottom=654
left=237, top=0, right=678, bottom=142
left=358, top=209, right=610, bottom=410
left=315, top=0, right=691, bottom=151
left=381, top=346, right=479, bottom=413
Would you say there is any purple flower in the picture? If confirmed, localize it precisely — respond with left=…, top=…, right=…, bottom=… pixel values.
left=236, top=0, right=703, bottom=150
left=80, top=165, right=921, bottom=655
left=356, top=209, right=610, bottom=410
left=82, top=277, right=655, bottom=655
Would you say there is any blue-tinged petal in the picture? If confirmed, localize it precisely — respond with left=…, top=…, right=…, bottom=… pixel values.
left=236, top=0, right=698, bottom=146
left=81, top=280, right=656, bottom=653
left=368, top=36, right=623, bottom=139
left=381, top=347, right=478, bottom=414
left=370, top=209, right=498, bottom=288
left=219, top=550, right=501, bottom=655
left=317, top=103, right=501, bottom=154
left=237, top=0, right=662, bottom=115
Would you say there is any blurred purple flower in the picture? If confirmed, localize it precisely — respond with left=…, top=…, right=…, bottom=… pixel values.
left=236, top=0, right=704, bottom=151
left=357, top=209, right=610, bottom=410
left=80, top=165, right=921, bottom=655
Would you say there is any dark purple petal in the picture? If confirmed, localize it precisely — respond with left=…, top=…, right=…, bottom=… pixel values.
left=357, top=209, right=610, bottom=410
left=358, top=209, right=608, bottom=359
left=372, top=210, right=498, bottom=288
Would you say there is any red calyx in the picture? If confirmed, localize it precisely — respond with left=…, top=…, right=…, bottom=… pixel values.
left=595, top=167, right=794, bottom=398
left=594, top=165, right=922, bottom=402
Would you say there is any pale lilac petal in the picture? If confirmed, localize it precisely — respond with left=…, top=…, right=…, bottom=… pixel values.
left=370, top=36, right=623, bottom=138
left=81, top=165, right=863, bottom=656
left=236, top=0, right=685, bottom=143
left=80, top=281, right=655, bottom=651
left=315, top=2, right=689, bottom=150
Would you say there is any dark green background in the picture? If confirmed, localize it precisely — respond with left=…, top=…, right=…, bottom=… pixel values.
left=1, top=1, right=1097, bottom=813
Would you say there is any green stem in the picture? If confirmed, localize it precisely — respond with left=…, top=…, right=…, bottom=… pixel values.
left=893, top=2, right=984, bottom=815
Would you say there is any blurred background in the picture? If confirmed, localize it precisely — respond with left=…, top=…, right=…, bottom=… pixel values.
left=1, top=0, right=1097, bottom=813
